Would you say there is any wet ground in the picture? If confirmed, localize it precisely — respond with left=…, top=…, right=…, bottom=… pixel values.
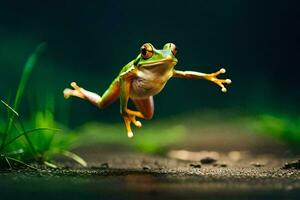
left=1, top=117, right=300, bottom=200
left=1, top=149, right=299, bottom=200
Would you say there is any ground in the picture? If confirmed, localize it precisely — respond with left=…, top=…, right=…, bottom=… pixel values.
left=0, top=116, right=299, bottom=200
left=0, top=148, right=299, bottom=200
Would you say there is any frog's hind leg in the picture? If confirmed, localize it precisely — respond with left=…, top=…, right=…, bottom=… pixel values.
left=63, top=80, right=120, bottom=108
left=121, top=97, right=154, bottom=138
left=132, top=96, right=154, bottom=120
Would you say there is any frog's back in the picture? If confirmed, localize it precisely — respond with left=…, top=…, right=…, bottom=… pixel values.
left=119, top=60, right=135, bottom=75
left=109, top=60, right=134, bottom=84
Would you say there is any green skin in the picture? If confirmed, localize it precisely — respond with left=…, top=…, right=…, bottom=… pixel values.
left=63, top=43, right=231, bottom=138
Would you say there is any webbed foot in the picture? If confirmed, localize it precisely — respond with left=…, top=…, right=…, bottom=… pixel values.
left=63, top=82, right=85, bottom=99
left=123, top=109, right=144, bottom=138
left=206, top=68, right=232, bottom=92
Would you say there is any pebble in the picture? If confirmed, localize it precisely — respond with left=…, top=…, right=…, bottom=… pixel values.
left=190, top=164, right=201, bottom=168
left=220, top=163, right=227, bottom=167
left=251, top=162, right=264, bottom=167
left=90, top=163, right=109, bottom=169
left=200, top=157, right=217, bottom=164
left=212, top=163, right=227, bottom=167
left=100, top=163, right=109, bottom=169
left=142, top=165, right=151, bottom=170
left=283, top=160, right=300, bottom=169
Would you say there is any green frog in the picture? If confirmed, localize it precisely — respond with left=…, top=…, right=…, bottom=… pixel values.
left=64, top=43, right=231, bottom=138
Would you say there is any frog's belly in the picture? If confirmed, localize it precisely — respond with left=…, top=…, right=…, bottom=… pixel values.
left=130, top=78, right=168, bottom=99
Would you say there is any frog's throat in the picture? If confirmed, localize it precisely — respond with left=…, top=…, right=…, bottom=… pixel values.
left=137, top=58, right=177, bottom=68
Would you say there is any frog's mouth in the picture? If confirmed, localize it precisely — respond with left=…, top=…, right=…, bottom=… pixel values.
left=138, top=58, right=178, bottom=68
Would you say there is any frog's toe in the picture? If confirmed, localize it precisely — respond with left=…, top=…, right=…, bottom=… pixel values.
left=212, top=68, right=226, bottom=76
left=71, top=82, right=81, bottom=90
left=129, top=115, right=143, bottom=128
left=63, top=88, right=85, bottom=99
left=219, top=81, right=229, bottom=93
left=220, top=68, right=226, bottom=74
left=63, top=88, right=72, bottom=99
left=219, top=78, right=232, bottom=85
left=127, top=131, right=134, bottom=138
left=225, top=79, right=232, bottom=84
left=135, top=120, right=142, bottom=128
left=221, top=87, right=227, bottom=93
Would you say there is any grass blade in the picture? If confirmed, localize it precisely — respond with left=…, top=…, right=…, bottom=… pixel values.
left=61, top=150, right=87, bottom=167
left=6, top=156, right=38, bottom=170
left=43, top=161, right=58, bottom=169
left=1, top=100, right=19, bottom=117
left=4, top=156, right=12, bottom=169
left=1, top=100, right=20, bottom=149
left=0, top=100, right=38, bottom=156
left=52, top=150, right=87, bottom=167
left=13, top=42, right=47, bottom=112
left=3, top=128, right=60, bottom=149
left=4, top=42, right=47, bottom=144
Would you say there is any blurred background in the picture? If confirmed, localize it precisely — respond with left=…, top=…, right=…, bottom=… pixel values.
left=0, top=0, right=299, bottom=156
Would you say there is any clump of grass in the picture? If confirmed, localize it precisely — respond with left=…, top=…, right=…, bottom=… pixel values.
left=0, top=43, right=86, bottom=169
left=253, top=114, right=300, bottom=151
left=73, top=121, right=186, bottom=154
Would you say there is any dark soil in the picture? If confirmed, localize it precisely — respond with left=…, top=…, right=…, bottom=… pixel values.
left=0, top=149, right=299, bottom=200
left=1, top=120, right=299, bottom=200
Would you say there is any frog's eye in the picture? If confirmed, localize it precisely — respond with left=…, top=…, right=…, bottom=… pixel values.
left=140, top=43, right=153, bottom=59
left=170, top=43, right=177, bottom=55
left=163, top=43, right=177, bottom=55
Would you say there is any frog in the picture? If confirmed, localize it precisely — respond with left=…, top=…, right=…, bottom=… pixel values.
left=63, top=43, right=231, bottom=138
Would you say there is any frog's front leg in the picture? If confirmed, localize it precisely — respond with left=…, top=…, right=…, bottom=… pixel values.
left=119, top=74, right=147, bottom=138
left=173, top=68, right=232, bottom=92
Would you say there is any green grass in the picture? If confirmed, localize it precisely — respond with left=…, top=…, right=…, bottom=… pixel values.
left=252, top=113, right=300, bottom=151
left=0, top=43, right=86, bottom=169
left=72, top=121, right=186, bottom=154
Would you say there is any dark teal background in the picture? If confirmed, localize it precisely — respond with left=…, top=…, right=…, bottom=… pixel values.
left=0, top=0, right=299, bottom=126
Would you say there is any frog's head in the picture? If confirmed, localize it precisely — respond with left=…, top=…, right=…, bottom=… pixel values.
left=134, top=43, right=178, bottom=69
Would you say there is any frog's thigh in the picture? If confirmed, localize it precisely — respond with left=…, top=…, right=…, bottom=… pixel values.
left=131, top=96, right=154, bottom=120
left=99, top=81, right=120, bottom=108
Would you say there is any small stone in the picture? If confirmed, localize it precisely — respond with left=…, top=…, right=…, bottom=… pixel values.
left=251, top=162, right=264, bottom=167
left=200, top=157, right=217, bottom=164
left=282, top=160, right=300, bottom=170
left=190, top=163, right=201, bottom=168
left=62, top=166, right=71, bottom=170
left=100, top=163, right=109, bottom=169
left=283, top=163, right=291, bottom=169
left=220, top=163, right=227, bottom=167
left=143, top=165, right=151, bottom=170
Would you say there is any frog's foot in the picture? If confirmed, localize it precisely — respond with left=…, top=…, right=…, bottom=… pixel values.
left=63, top=82, right=85, bottom=99
left=123, top=109, right=143, bottom=138
left=206, top=68, right=232, bottom=92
